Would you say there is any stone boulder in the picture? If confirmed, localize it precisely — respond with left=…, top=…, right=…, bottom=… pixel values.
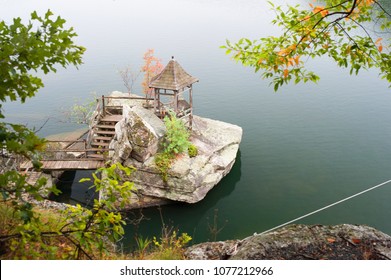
left=185, top=224, right=391, bottom=260
left=120, top=115, right=243, bottom=207
left=110, top=105, right=166, bottom=163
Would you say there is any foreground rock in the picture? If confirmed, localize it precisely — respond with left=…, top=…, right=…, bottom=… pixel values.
left=185, top=224, right=391, bottom=260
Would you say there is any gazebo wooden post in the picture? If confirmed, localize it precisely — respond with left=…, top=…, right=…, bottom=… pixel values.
left=189, top=85, right=193, bottom=129
left=153, top=88, right=158, bottom=113
left=174, top=90, right=178, bottom=113
left=101, top=95, right=106, bottom=116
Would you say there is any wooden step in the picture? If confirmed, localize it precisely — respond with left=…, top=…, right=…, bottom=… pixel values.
left=96, top=130, right=116, bottom=135
left=95, top=124, right=116, bottom=130
left=91, top=142, right=110, bottom=147
left=94, top=136, right=112, bottom=141
left=101, top=115, right=122, bottom=122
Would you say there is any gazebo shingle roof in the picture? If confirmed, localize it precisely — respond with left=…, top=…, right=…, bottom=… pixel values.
left=149, top=58, right=199, bottom=91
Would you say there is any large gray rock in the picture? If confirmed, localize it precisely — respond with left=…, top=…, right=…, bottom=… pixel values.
left=185, top=224, right=391, bottom=260
left=122, top=115, right=243, bottom=206
left=104, top=91, right=242, bottom=208
left=125, top=105, right=166, bottom=162
left=110, top=105, right=166, bottom=163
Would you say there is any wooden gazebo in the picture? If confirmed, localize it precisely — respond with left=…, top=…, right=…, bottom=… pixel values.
left=149, top=57, right=199, bottom=128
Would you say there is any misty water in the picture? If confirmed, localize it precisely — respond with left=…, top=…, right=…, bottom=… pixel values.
left=2, top=0, right=391, bottom=246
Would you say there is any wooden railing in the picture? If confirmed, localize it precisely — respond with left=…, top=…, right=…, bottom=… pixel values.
left=101, top=95, right=154, bottom=114
left=42, top=140, right=111, bottom=161
left=86, top=99, right=102, bottom=149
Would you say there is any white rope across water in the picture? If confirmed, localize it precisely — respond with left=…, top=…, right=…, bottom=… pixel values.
left=257, top=178, right=391, bottom=236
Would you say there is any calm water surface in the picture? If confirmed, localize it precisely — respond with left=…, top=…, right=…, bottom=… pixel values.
left=2, top=0, right=391, bottom=245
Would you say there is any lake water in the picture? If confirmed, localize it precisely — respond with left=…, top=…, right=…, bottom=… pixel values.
left=2, top=0, right=391, bottom=246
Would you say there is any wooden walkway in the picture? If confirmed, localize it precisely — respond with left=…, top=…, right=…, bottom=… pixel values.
left=18, top=99, right=127, bottom=172
left=20, top=159, right=105, bottom=171
left=19, top=114, right=122, bottom=172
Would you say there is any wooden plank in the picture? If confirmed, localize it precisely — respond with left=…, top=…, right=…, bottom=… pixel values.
left=101, top=115, right=122, bottom=122
left=20, top=159, right=105, bottom=171
left=95, top=124, right=116, bottom=129
left=25, top=172, right=43, bottom=185
left=54, top=162, right=60, bottom=169
left=96, top=129, right=115, bottom=134
left=94, top=136, right=112, bottom=141
left=104, top=96, right=154, bottom=101
left=20, top=161, right=33, bottom=170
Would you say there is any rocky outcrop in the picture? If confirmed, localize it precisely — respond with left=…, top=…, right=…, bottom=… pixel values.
left=185, top=224, right=391, bottom=260
left=121, top=116, right=242, bottom=206
left=106, top=96, right=242, bottom=208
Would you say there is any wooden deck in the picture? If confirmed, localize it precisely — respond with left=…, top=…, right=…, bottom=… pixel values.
left=20, top=159, right=105, bottom=171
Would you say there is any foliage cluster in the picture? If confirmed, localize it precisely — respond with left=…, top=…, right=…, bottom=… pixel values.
left=150, top=229, right=192, bottom=260
left=162, top=112, right=190, bottom=155
left=188, top=144, right=198, bottom=158
left=222, top=0, right=391, bottom=90
left=0, top=10, right=85, bottom=117
left=141, top=49, right=163, bottom=94
left=131, top=227, right=191, bottom=260
left=65, top=93, right=98, bottom=124
left=119, top=49, right=162, bottom=95
left=1, top=163, right=134, bottom=259
left=154, top=112, right=192, bottom=182
left=1, top=9, right=85, bottom=170
left=0, top=11, right=137, bottom=259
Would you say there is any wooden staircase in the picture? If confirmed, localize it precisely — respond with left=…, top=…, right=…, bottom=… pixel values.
left=88, top=114, right=122, bottom=160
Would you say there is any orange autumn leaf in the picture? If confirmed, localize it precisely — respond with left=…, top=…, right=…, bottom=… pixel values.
left=360, top=0, right=375, bottom=7
left=313, top=6, right=328, bottom=17
left=327, top=238, right=336, bottom=243
left=375, top=38, right=383, bottom=52
left=283, top=69, right=289, bottom=78
left=278, top=49, right=288, bottom=56
left=313, top=6, right=324, bottom=13
left=294, top=55, right=300, bottom=65
left=320, top=9, right=329, bottom=17
left=288, top=44, right=297, bottom=51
